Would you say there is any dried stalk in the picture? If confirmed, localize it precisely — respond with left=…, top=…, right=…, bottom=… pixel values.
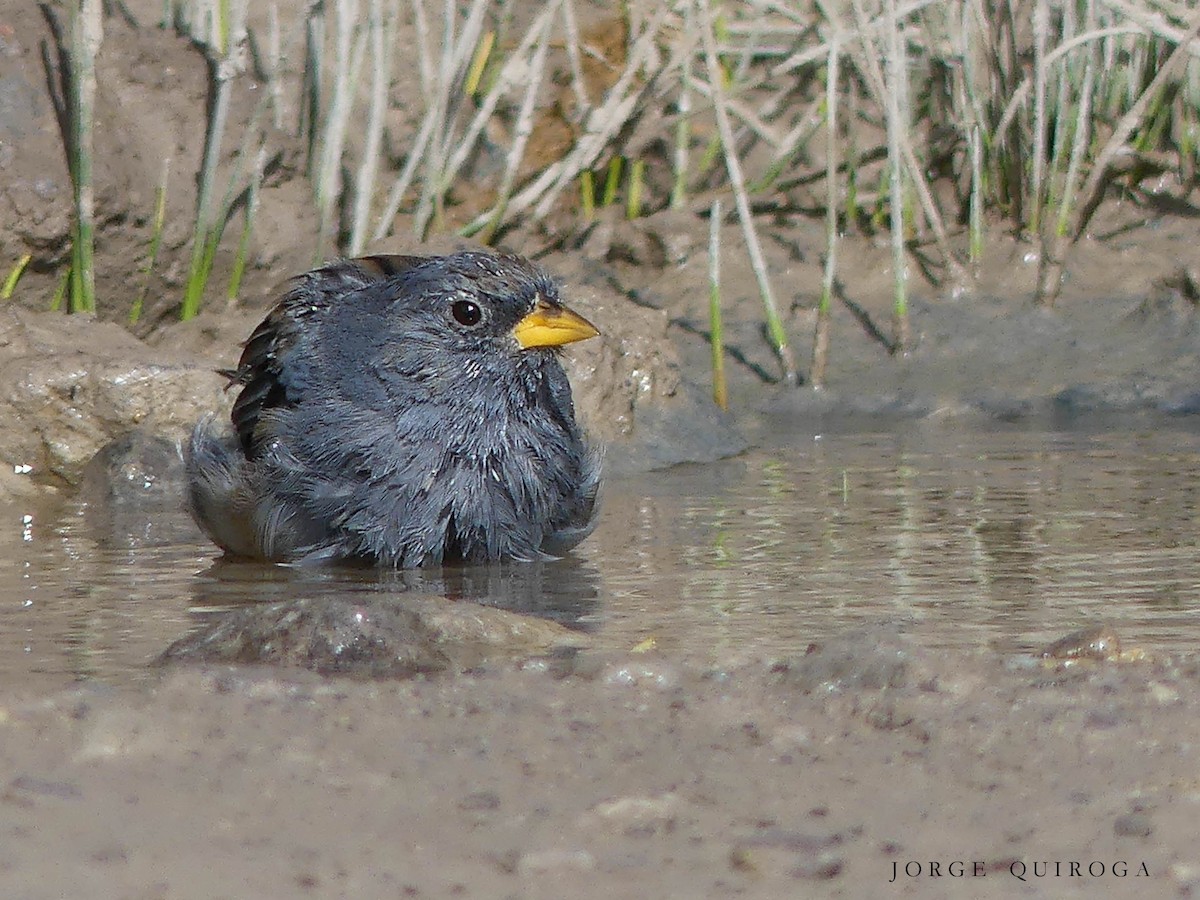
left=698, top=0, right=798, bottom=385
left=811, top=38, right=840, bottom=390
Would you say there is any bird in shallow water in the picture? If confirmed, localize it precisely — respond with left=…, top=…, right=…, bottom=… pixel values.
left=186, top=251, right=602, bottom=567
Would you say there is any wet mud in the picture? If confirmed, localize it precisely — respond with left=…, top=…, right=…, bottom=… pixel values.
left=2, top=634, right=1199, bottom=897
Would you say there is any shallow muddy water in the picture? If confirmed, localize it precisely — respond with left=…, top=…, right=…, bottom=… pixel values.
left=4, top=424, right=1200, bottom=690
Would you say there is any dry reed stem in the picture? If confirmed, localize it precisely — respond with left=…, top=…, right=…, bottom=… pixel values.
left=415, top=0, right=490, bottom=236
left=264, top=3, right=282, bottom=130
left=441, top=2, right=560, bottom=222
left=684, top=77, right=789, bottom=150
left=1099, top=0, right=1200, bottom=52
left=182, top=0, right=248, bottom=319
left=459, top=5, right=672, bottom=235
left=882, top=0, right=909, bottom=354
left=410, top=0, right=434, bottom=100
left=314, top=0, right=361, bottom=253
left=69, top=0, right=103, bottom=313
left=849, top=0, right=965, bottom=288
left=348, top=0, right=391, bottom=254
left=1052, top=12, right=1097, bottom=242
left=412, top=0, right=459, bottom=237
left=671, top=0, right=696, bottom=210
left=475, top=5, right=556, bottom=242
left=374, top=0, right=489, bottom=240
left=772, top=0, right=944, bottom=77
left=1030, top=0, right=1049, bottom=234
left=698, top=0, right=798, bottom=386
left=708, top=199, right=728, bottom=410
left=811, top=37, right=840, bottom=391
left=560, top=0, right=590, bottom=111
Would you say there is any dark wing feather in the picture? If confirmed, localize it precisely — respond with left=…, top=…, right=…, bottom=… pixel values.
left=227, top=254, right=430, bottom=457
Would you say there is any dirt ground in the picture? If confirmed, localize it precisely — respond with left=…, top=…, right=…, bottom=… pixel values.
left=1, top=633, right=1199, bottom=898
left=5, top=2, right=1200, bottom=898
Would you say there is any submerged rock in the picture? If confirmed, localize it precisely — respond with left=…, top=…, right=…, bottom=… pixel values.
left=158, top=594, right=589, bottom=678
left=770, top=627, right=942, bottom=694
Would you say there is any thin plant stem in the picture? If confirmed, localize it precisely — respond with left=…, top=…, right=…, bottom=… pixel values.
left=459, top=4, right=672, bottom=231
left=812, top=38, right=840, bottom=390
left=265, top=3, right=282, bottom=130
left=314, top=0, right=362, bottom=256
left=969, top=124, right=984, bottom=267
left=436, top=1, right=560, bottom=218
left=602, top=157, right=623, bottom=207
left=671, top=3, right=695, bottom=210
left=1073, top=12, right=1200, bottom=227
left=960, top=0, right=984, bottom=270
left=1039, top=7, right=1200, bottom=303
left=131, top=156, right=171, bottom=324
left=463, top=28, right=494, bottom=96
left=51, top=267, right=70, bottom=312
left=559, top=0, right=589, bottom=109
left=69, top=0, right=102, bottom=314
left=626, top=158, right=645, bottom=220
left=228, top=147, right=267, bottom=301
left=373, top=0, right=490, bottom=240
left=414, top=0, right=491, bottom=239
left=883, top=0, right=909, bottom=354
left=410, top=0, right=433, bottom=99
left=1030, top=0, right=1049, bottom=235
left=849, top=0, right=965, bottom=286
left=1052, top=37, right=1096, bottom=242
left=708, top=200, right=728, bottom=410
left=580, top=170, right=595, bottom=220
left=348, top=0, right=391, bottom=255
left=698, top=0, right=797, bottom=385
left=474, top=7, right=554, bottom=243
left=182, top=0, right=247, bottom=320
left=300, top=5, right=323, bottom=171
left=2, top=254, right=32, bottom=300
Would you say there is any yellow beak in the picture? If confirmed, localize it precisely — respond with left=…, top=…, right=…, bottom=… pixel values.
left=512, top=298, right=600, bottom=349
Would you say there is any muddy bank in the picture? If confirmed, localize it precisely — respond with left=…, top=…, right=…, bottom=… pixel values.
left=0, top=630, right=1195, bottom=898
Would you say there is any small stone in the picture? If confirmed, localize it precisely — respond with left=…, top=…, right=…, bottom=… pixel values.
left=586, top=793, right=680, bottom=835
left=515, top=849, right=595, bottom=876
left=792, top=853, right=844, bottom=880
left=772, top=628, right=935, bottom=693
left=600, top=658, right=679, bottom=689
left=1040, top=625, right=1121, bottom=661
left=458, top=791, right=501, bottom=812
left=1113, top=812, right=1154, bottom=838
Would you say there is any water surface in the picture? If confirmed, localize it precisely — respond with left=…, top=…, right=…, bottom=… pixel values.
left=4, top=426, right=1199, bottom=690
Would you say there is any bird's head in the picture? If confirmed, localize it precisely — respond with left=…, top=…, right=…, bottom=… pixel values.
left=373, top=252, right=599, bottom=380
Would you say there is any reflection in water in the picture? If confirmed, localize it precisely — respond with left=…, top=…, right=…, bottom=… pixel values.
left=189, top=555, right=601, bottom=625
left=3, top=426, right=1200, bottom=687
left=577, top=426, right=1200, bottom=660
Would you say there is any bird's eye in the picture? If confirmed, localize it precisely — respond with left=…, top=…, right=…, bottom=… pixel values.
left=451, top=299, right=483, bottom=327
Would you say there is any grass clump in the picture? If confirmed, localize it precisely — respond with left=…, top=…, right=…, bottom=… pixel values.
left=20, top=0, right=1200, bottom=388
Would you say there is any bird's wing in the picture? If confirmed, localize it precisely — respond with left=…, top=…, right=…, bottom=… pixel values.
left=227, top=254, right=430, bottom=457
